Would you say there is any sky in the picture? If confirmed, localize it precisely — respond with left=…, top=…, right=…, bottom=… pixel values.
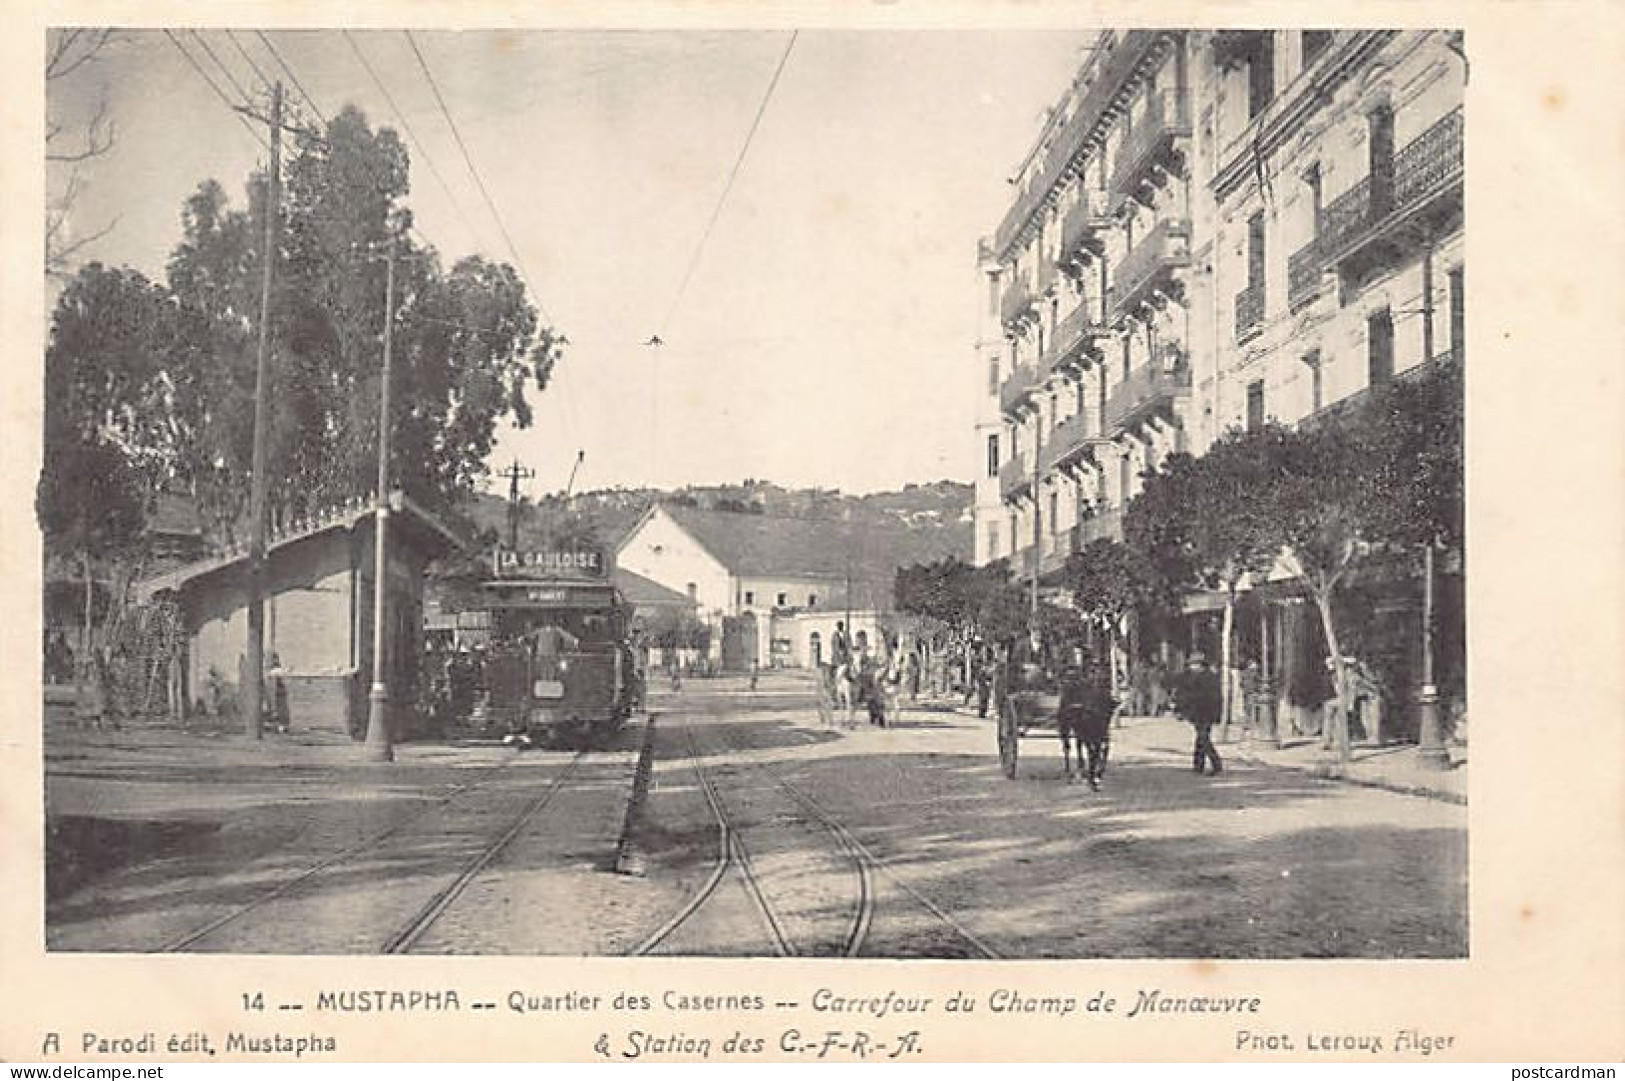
left=48, top=28, right=1090, bottom=497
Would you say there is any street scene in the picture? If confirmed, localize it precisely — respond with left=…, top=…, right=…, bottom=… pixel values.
left=40, top=28, right=1467, bottom=959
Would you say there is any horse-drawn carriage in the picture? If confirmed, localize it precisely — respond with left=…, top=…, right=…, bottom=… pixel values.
left=995, top=661, right=1060, bottom=779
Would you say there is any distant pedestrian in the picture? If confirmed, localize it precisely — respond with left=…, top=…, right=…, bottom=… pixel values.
left=1174, top=653, right=1223, bottom=776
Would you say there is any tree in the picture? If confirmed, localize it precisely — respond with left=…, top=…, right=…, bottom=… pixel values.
left=46, top=29, right=123, bottom=279
left=1265, top=422, right=1373, bottom=768
left=1061, top=538, right=1155, bottom=690
left=155, top=105, right=565, bottom=536
left=1127, top=429, right=1288, bottom=735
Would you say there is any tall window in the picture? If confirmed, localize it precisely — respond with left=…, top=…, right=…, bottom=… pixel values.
left=1449, top=266, right=1465, bottom=362
left=986, top=522, right=1001, bottom=560
left=1049, top=490, right=1060, bottom=535
left=1304, top=349, right=1324, bottom=412
left=1247, top=211, right=1267, bottom=290
left=987, top=357, right=1000, bottom=396
left=1302, top=30, right=1333, bottom=68
left=1248, top=33, right=1276, bottom=119
left=1367, top=308, right=1395, bottom=387
left=1368, top=105, right=1395, bottom=213
left=1246, top=379, right=1266, bottom=432
left=986, top=433, right=1001, bottom=478
left=1117, top=455, right=1131, bottom=506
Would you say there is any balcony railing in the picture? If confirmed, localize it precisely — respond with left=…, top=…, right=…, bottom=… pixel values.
left=1109, top=90, right=1192, bottom=208
left=999, top=452, right=1032, bottom=502
left=1108, top=218, right=1191, bottom=323
left=1042, top=409, right=1098, bottom=472
left=1234, top=280, right=1265, bottom=341
left=999, top=364, right=1038, bottom=417
left=1043, top=301, right=1107, bottom=374
left=1000, top=278, right=1037, bottom=330
left=1298, top=350, right=1457, bottom=432
left=1287, top=242, right=1326, bottom=311
left=1074, top=506, right=1124, bottom=548
left=992, top=31, right=1162, bottom=257
left=1315, top=107, right=1465, bottom=275
left=1059, top=188, right=1112, bottom=265
left=1104, top=361, right=1191, bottom=434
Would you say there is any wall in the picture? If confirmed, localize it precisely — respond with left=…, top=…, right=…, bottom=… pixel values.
left=736, top=576, right=838, bottom=614
left=768, top=609, right=885, bottom=668
left=616, top=508, right=734, bottom=622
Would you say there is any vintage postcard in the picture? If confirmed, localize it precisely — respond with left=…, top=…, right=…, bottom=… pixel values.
left=2, top=0, right=1621, bottom=1065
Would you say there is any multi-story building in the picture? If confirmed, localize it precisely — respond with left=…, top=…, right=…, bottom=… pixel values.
left=974, top=28, right=1466, bottom=740
left=981, top=30, right=1206, bottom=580
left=976, top=28, right=1464, bottom=573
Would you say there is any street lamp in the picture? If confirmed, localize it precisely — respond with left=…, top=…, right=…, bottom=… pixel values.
left=363, top=240, right=402, bottom=764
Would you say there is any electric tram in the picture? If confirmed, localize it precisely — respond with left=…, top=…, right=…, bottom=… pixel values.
left=473, top=547, right=642, bottom=747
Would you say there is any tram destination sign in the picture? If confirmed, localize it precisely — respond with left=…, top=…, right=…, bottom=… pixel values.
left=491, top=546, right=609, bottom=580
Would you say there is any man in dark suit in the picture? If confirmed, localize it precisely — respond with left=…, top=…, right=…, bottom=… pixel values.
left=1174, top=653, right=1223, bottom=776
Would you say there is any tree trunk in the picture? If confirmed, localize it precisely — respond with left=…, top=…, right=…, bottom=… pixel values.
left=1312, top=587, right=1353, bottom=769
left=1219, top=588, right=1235, bottom=741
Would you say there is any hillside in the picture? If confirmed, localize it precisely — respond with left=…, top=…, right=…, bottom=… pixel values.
left=459, top=480, right=972, bottom=575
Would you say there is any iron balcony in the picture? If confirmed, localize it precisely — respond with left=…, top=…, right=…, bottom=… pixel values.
left=1104, top=360, right=1191, bottom=434
left=1042, top=301, right=1108, bottom=376
left=1000, top=277, right=1038, bottom=331
left=1107, top=218, right=1191, bottom=323
left=991, top=31, right=1162, bottom=258
left=1287, top=106, right=1463, bottom=310
left=1059, top=188, right=1113, bottom=267
left=999, top=451, right=1032, bottom=502
left=1234, top=279, right=1265, bottom=341
left=999, top=364, right=1039, bottom=418
left=1108, top=89, right=1192, bottom=212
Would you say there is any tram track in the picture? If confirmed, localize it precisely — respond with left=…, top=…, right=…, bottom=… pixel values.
left=160, top=752, right=522, bottom=953
left=382, top=751, right=587, bottom=953
left=631, top=716, right=872, bottom=958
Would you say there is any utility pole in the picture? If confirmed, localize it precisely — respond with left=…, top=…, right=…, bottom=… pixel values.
left=363, top=239, right=400, bottom=764
left=239, top=82, right=283, bottom=742
left=498, top=459, right=536, bottom=551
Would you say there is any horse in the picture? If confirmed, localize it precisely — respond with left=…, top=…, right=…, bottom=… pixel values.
left=828, top=661, right=857, bottom=728
left=1058, top=664, right=1115, bottom=789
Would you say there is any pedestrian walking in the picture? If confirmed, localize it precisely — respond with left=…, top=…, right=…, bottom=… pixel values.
left=1174, top=653, right=1223, bottom=776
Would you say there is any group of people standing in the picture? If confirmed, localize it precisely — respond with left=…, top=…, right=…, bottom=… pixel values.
left=827, top=620, right=916, bottom=728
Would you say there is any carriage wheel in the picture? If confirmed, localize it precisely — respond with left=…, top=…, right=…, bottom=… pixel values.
left=998, top=698, right=1019, bottom=779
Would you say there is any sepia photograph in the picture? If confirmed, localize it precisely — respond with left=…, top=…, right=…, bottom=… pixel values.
left=34, top=26, right=1475, bottom=962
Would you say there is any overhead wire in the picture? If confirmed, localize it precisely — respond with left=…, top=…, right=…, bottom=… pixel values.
left=188, top=29, right=258, bottom=107
left=657, top=29, right=797, bottom=337
left=402, top=29, right=552, bottom=326
left=401, top=28, right=582, bottom=461
left=224, top=29, right=275, bottom=95
left=341, top=30, right=488, bottom=255
left=256, top=30, right=327, bottom=123
left=163, top=29, right=268, bottom=152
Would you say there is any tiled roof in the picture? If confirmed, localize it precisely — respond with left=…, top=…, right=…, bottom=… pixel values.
left=613, top=566, right=695, bottom=609
left=653, top=504, right=968, bottom=583
left=135, top=491, right=462, bottom=601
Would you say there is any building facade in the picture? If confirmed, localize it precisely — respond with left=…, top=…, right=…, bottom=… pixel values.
left=975, top=29, right=1466, bottom=738
left=135, top=492, right=461, bottom=735
left=976, top=29, right=1464, bottom=575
